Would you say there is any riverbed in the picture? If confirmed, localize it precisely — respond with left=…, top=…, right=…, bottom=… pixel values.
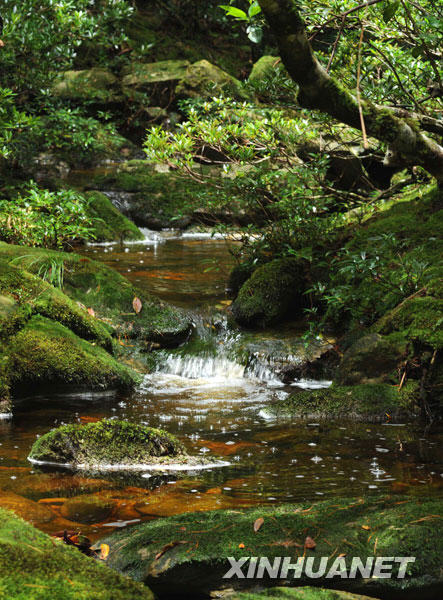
left=1, top=232, right=441, bottom=541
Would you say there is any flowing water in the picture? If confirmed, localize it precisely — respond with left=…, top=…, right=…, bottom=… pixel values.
left=1, top=231, right=442, bottom=541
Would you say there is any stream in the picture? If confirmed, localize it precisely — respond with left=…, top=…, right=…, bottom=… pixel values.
left=1, top=231, right=442, bottom=542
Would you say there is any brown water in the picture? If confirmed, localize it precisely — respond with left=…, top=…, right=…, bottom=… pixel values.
left=1, top=232, right=442, bottom=542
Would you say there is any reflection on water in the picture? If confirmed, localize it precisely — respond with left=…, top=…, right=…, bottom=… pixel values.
left=1, top=233, right=442, bottom=541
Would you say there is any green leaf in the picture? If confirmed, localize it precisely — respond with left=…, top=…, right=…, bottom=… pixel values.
left=383, top=0, right=400, bottom=23
left=219, top=5, right=248, bottom=20
left=248, top=2, right=261, bottom=18
left=247, top=24, right=263, bottom=43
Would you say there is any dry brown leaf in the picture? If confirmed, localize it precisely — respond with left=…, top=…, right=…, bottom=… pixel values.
left=304, top=536, right=316, bottom=549
left=133, top=297, right=143, bottom=314
left=254, top=517, right=264, bottom=532
left=87, top=307, right=95, bottom=317
left=270, top=540, right=303, bottom=548
left=155, top=541, right=187, bottom=560
left=361, top=525, right=371, bottom=530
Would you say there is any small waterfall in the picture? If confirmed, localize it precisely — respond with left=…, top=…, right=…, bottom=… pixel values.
left=159, top=354, right=245, bottom=380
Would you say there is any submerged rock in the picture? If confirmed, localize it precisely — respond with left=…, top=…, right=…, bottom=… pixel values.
left=0, top=507, right=154, bottom=599
left=103, top=495, right=441, bottom=598
left=60, top=494, right=115, bottom=524
left=261, top=381, right=421, bottom=422
left=232, top=258, right=306, bottom=328
left=28, top=419, right=186, bottom=469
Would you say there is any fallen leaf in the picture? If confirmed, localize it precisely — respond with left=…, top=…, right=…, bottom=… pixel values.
left=99, top=543, right=110, bottom=560
left=155, top=541, right=187, bottom=560
left=133, top=297, right=143, bottom=314
left=270, top=540, right=303, bottom=548
left=238, top=543, right=245, bottom=549
left=362, top=525, right=371, bottom=530
left=254, top=517, right=264, bottom=532
left=304, top=536, right=316, bottom=549
left=87, top=307, right=95, bottom=317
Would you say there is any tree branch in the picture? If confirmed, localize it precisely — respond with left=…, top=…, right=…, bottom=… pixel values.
left=258, top=0, right=443, bottom=183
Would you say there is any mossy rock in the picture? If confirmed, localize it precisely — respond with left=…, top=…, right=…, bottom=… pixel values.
left=9, top=316, right=139, bottom=392
left=232, top=587, right=380, bottom=600
left=374, top=296, right=443, bottom=350
left=176, top=59, right=249, bottom=100
left=248, top=56, right=281, bottom=83
left=0, top=259, right=112, bottom=350
left=122, top=59, right=190, bottom=90
left=28, top=419, right=186, bottom=469
left=103, top=495, right=442, bottom=598
left=228, top=262, right=257, bottom=297
left=261, top=381, right=421, bottom=422
left=60, top=494, right=115, bottom=524
left=0, top=508, right=154, bottom=599
left=336, top=333, right=410, bottom=385
left=85, top=191, right=144, bottom=242
left=232, top=258, right=306, bottom=328
left=52, top=68, right=120, bottom=102
left=0, top=242, right=192, bottom=347
left=84, top=160, right=207, bottom=229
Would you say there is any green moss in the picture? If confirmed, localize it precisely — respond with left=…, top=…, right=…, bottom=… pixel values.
left=232, top=258, right=306, bottom=328
left=29, top=419, right=186, bottom=467
left=0, top=242, right=191, bottom=347
left=87, top=161, right=205, bottom=227
left=9, top=316, right=139, bottom=391
left=85, top=191, right=144, bottom=242
left=104, top=495, right=442, bottom=597
left=262, top=381, right=421, bottom=421
left=176, top=59, right=250, bottom=100
left=52, top=68, right=120, bottom=102
left=337, top=333, right=410, bottom=385
left=0, top=508, right=154, bottom=599
left=0, top=259, right=112, bottom=350
left=233, top=588, right=380, bottom=600
left=374, top=296, right=443, bottom=350
left=248, top=56, right=281, bottom=83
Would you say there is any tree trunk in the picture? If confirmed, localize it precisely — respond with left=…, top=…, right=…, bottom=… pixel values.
left=258, top=0, right=443, bottom=183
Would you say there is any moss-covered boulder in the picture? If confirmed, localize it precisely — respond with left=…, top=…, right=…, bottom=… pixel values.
left=0, top=508, right=154, bottom=599
left=176, top=59, right=249, bottom=100
left=336, top=333, right=409, bottom=385
left=261, top=381, right=421, bottom=422
left=0, top=242, right=192, bottom=347
left=232, top=588, right=380, bottom=600
left=0, top=259, right=112, bottom=350
left=248, top=56, right=281, bottom=83
left=122, top=59, right=190, bottom=91
left=52, top=68, right=120, bottom=102
left=9, top=316, right=138, bottom=392
left=28, top=419, right=186, bottom=469
left=232, top=258, right=306, bottom=328
left=103, top=495, right=442, bottom=598
left=374, top=296, right=443, bottom=351
left=85, top=191, right=144, bottom=242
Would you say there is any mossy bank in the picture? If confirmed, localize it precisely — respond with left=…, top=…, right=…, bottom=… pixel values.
left=0, top=508, right=154, bottom=599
